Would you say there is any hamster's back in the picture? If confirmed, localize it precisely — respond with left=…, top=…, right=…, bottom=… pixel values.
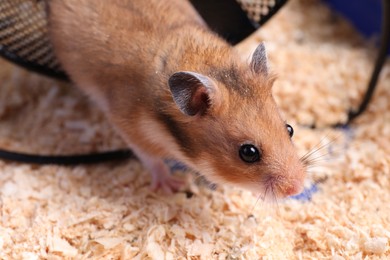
left=47, top=0, right=206, bottom=104
left=48, top=0, right=205, bottom=74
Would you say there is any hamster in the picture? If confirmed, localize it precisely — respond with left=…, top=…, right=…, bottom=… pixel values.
left=47, top=0, right=306, bottom=197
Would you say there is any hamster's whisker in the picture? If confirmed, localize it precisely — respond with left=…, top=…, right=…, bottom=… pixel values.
left=303, top=141, right=349, bottom=168
left=250, top=192, right=263, bottom=215
left=301, top=142, right=331, bottom=164
left=305, top=169, right=328, bottom=175
left=303, top=155, right=331, bottom=167
left=270, top=184, right=280, bottom=211
left=301, top=139, right=342, bottom=167
left=261, top=186, right=268, bottom=202
left=299, top=132, right=333, bottom=162
left=261, top=176, right=282, bottom=208
left=300, top=132, right=342, bottom=164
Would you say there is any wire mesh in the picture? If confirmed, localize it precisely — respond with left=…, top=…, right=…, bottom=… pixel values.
left=0, top=0, right=286, bottom=80
left=237, top=0, right=287, bottom=24
left=0, top=0, right=67, bottom=79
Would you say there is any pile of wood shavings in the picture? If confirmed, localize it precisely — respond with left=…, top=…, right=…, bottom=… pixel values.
left=0, top=0, right=389, bottom=258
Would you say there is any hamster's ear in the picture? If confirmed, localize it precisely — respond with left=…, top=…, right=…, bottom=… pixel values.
left=168, top=71, right=218, bottom=116
left=250, top=42, right=268, bottom=75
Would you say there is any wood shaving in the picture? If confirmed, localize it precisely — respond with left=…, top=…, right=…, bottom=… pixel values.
left=0, top=0, right=389, bottom=258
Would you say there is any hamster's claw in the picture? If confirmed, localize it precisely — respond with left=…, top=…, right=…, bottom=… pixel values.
left=150, top=170, right=185, bottom=194
left=136, top=151, right=186, bottom=193
left=145, top=156, right=185, bottom=194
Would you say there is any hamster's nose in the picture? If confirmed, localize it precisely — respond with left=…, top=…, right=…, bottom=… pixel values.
left=283, top=179, right=304, bottom=197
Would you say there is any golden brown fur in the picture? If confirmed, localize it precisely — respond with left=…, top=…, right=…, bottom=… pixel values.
left=47, top=0, right=305, bottom=197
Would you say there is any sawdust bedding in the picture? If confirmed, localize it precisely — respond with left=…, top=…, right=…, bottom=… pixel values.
left=0, top=0, right=389, bottom=259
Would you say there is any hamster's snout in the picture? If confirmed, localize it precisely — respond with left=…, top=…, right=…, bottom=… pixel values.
left=261, top=175, right=304, bottom=199
left=261, top=157, right=306, bottom=198
left=283, top=178, right=304, bottom=197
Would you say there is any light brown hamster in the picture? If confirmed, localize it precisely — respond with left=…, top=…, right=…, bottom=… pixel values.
left=47, top=0, right=306, bottom=197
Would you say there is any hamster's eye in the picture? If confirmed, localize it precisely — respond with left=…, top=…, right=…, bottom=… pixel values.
left=239, top=144, right=261, bottom=163
left=286, top=124, right=294, bottom=138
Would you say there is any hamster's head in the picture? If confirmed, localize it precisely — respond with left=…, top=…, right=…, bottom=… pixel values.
left=168, top=43, right=306, bottom=199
